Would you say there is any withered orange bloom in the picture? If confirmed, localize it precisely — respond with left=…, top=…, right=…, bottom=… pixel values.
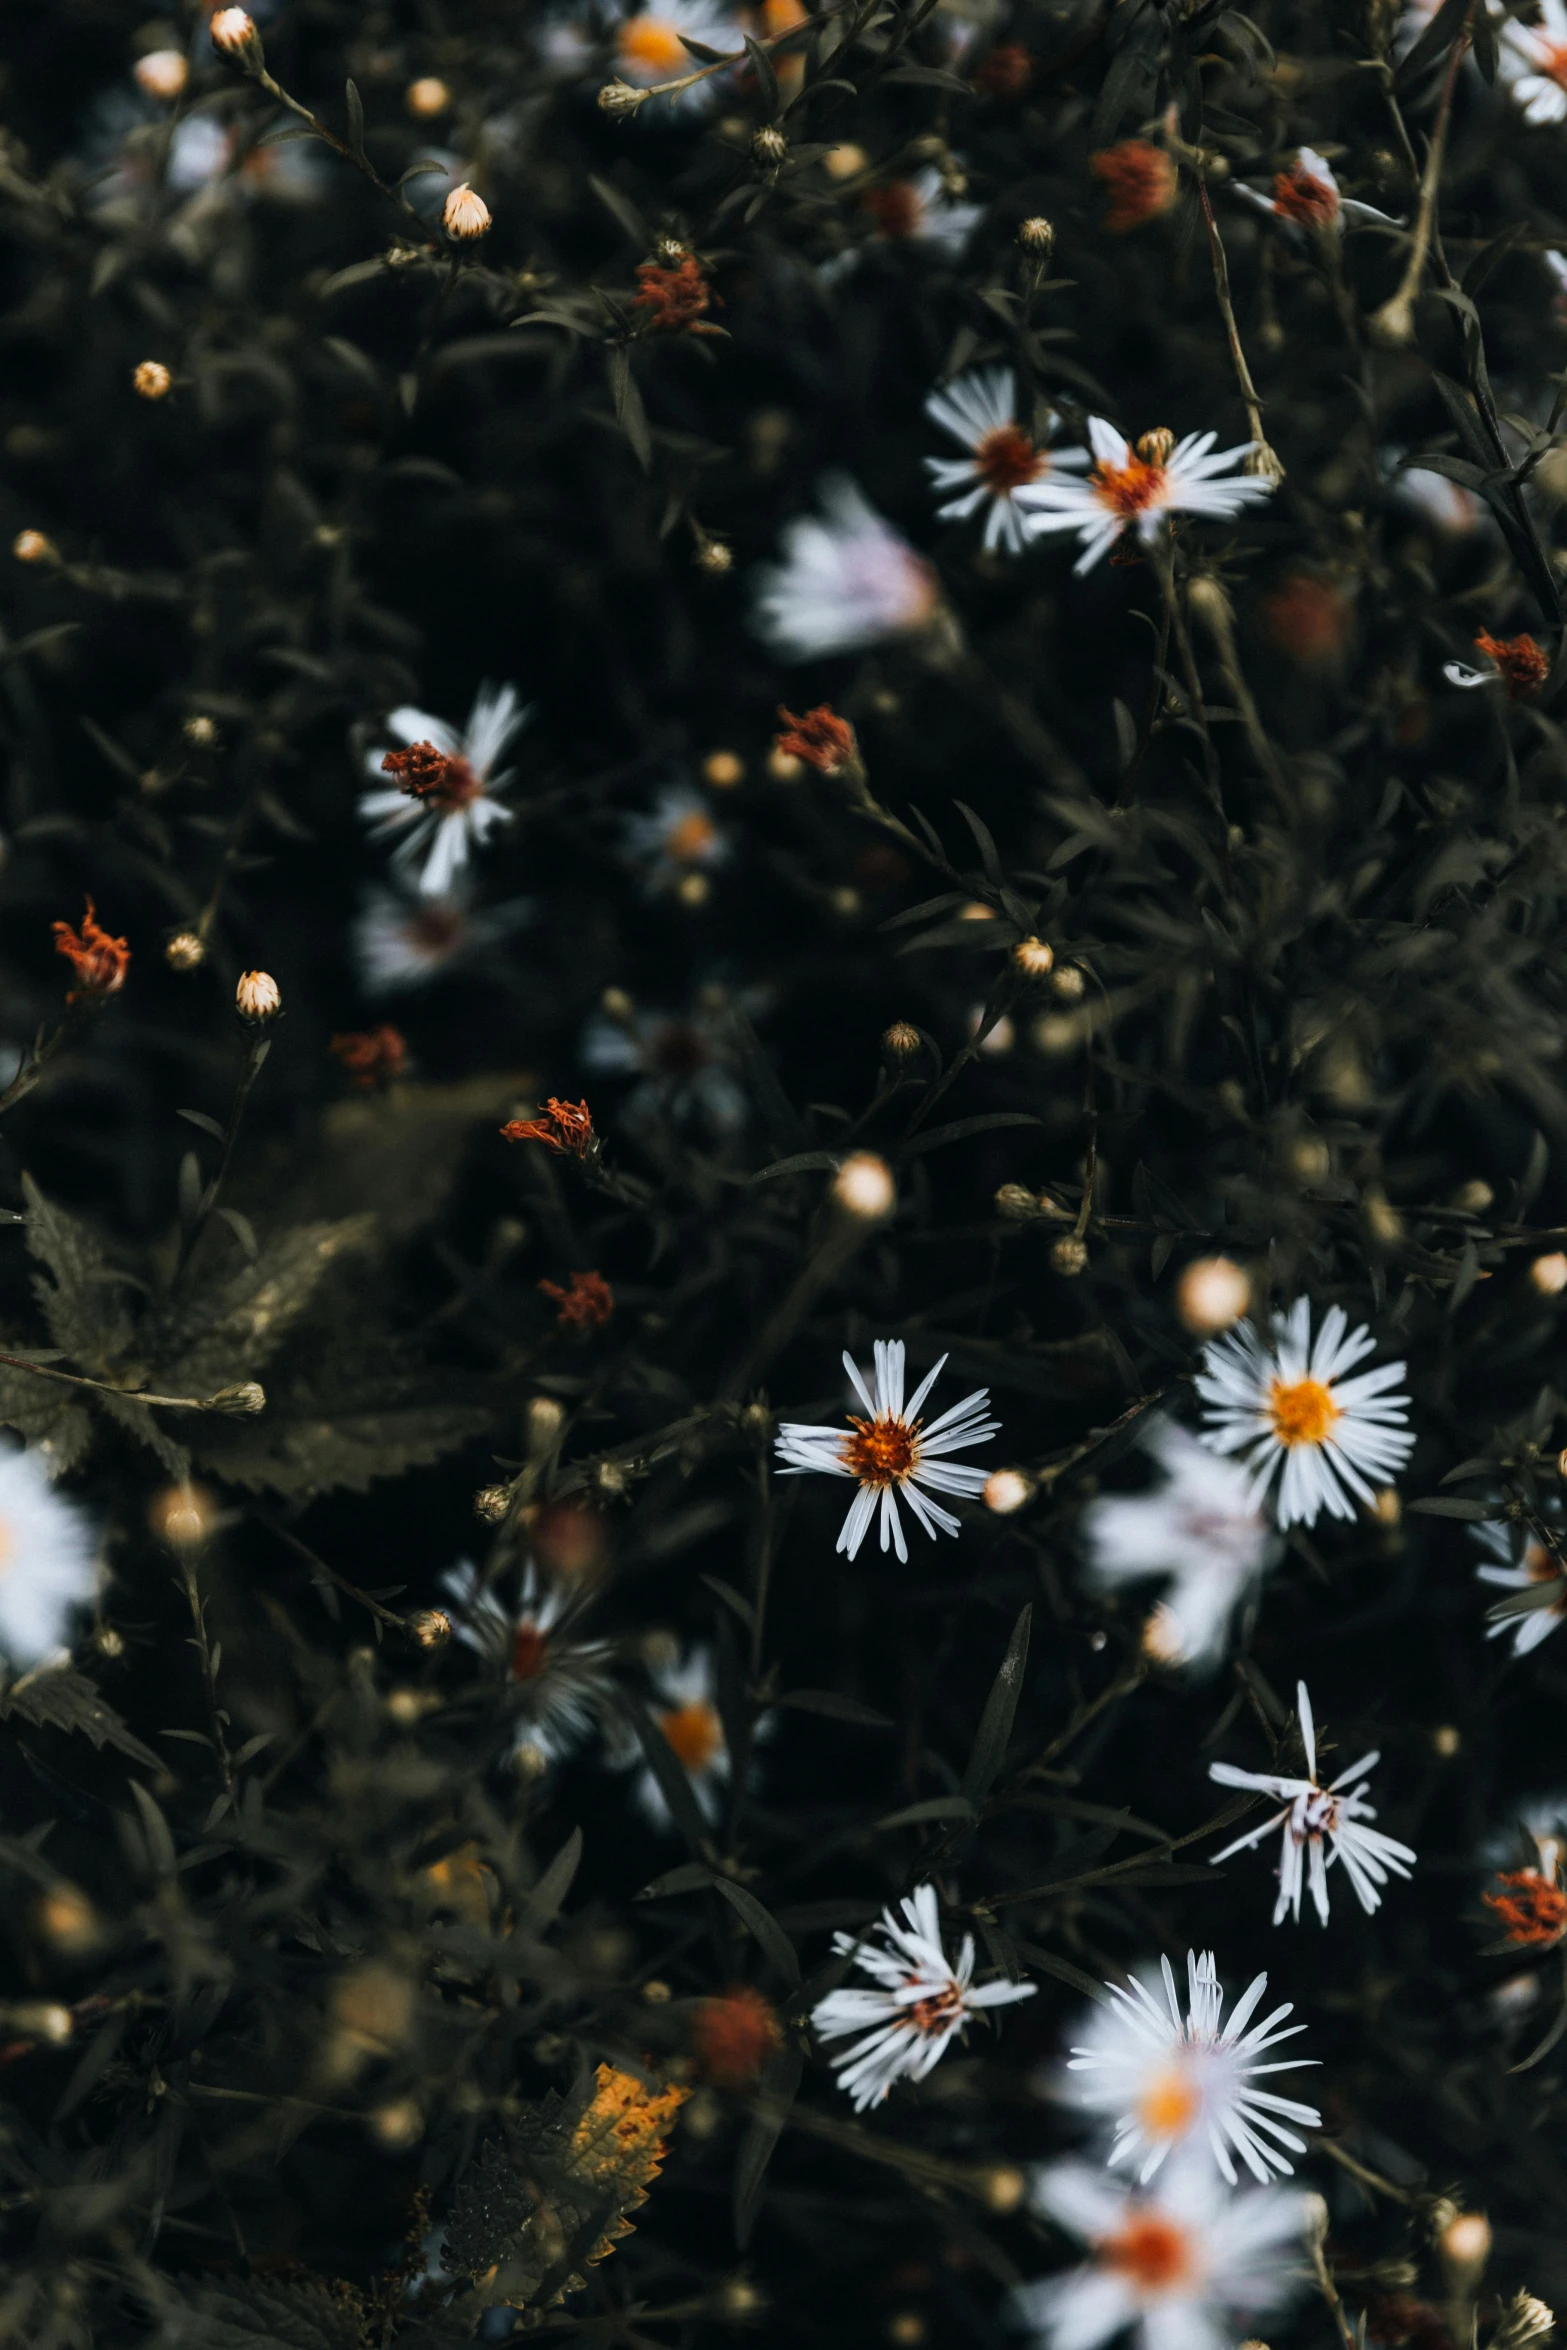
left=1484, top=1868, right=1567, bottom=1947
left=539, top=1269, right=614, bottom=1330
left=775, top=703, right=857, bottom=773
left=502, top=1097, right=596, bottom=1156
left=693, top=1985, right=783, bottom=2087
left=1089, top=140, right=1177, bottom=235
left=329, top=1025, right=407, bottom=1090
left=52, top=899, right=130, bottom=1000
left=1475, top=630, right=1550, bottom=702
left=633, top=255, right=722, bottom=332
left=974, top=40, right=1034, bottom=98
left=381, top=739, right=484, bottom=812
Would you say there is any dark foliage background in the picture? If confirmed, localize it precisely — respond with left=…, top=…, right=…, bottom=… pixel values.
left=2, top=0, right=1567, bottom=2344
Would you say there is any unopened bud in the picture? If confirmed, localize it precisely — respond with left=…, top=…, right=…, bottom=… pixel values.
left=410, top=1608, right=453, bottom=1649
left=443, top=183, right=492, bottom=240
left=34, top=1885, right=98, bottom=1955
left=149, top=1481, right=219, bottom=1548
left=95, top=1625, right=125, bottom=1659
left=1369, top=291, right=1416, bottom=350
left=1012, top=936, right=1055, bottom=977
left=695, top=536, right=734, bottom=574
left=984, top=1468, right=1034, bottom=1515
left=1186, top=574, right=1234, bottom=634
left=7, top=2001, right=73, bottom=2044
left=704, top=750, right=744, bottom=787
left=1051, top=1234, right=1089, bottom=1276
left=1371, top=1487, right=1401, bottom=1527
left=598, top=76, right=648, bottom=115
left=406, top=76, right=450, bottom=117
left=135, top=48, right=189, bottom=99
left=1440, top=2212, right=1491, bottom=2273
left=204, top=1382, right=266, bottom=1416
left=980, top=2163, right=1026, bottom=2213
left=1532, top=1252, right=1567, bottom=1296
left=13, top=528, right=58, bottom=566
left=134, top=360, right=172, bottom=401
left=1176, top=1255, right=1250, bottom=1336
left=1558, top=1446, right=1567, bottom=1482
left=883, top=1021, right=922, bottom=1059
left=1493, top=2293, right=1555, bottom=2350
left=473, top=1482, right=512, bottom=1525
left=235, top=969, right=281, bottom=1022
left=370, top=2096, right=423, bottom=2147
left=1137, top=427, right=1176, bottom=467
left=209, top=9, right=261, bottom=64
left=716, top=2276, right=765, bottom=2320
left=833, top=1151, right=895, bottom=1220
left=994, top=1184, right=1040, bottom=1222
left=753, top=125, right=788, bottom=166
left=1017, top=215, right=1055, bottom=254
left=527, top=1394, right=566, bottom=1454
left=1052, top=963, right=1086, bottom=1002
left=183, top=714, right=218, bottom=748
left=165, top=931, right=206, bottom=973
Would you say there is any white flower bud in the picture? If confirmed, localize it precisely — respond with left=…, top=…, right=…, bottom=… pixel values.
left=833, top=1151, right=895, bottom=1220
left=235, top=969, right=281, bottom=1023
left=443, top=183, right=492, bottom=240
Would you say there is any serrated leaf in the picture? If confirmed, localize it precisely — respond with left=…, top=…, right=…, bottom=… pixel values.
left=151, top=1216, right=375, bottom=1397
left=159, top=2276, right=368, bottom=2350
left=0, top=1664, right=159, bottom=1766
left=22, top=1174, right=135, bottom=1371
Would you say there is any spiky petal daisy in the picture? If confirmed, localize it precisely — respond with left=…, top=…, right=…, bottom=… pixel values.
left=1065, top=1948, right=1320, bottom=2186
left=621, top=783, right=730, bottom=895
left=774, top=1339, right=999, bottom=1563
left=353, top=885, right=532, bottom=995
left=1500, top=0, right=1567, bottom=125
left=1016, top=2158, right=1311, bottom=2350
left=1016, top=418, right=1275, bottom=574
left=1474, top=1518, right=1567, bottom=1657
left=1208, top=1680, right=1415, bottom=1925
left=752, top=477, right=940, bottom=660
left=811, top=1882, right=1035, bottom=2110
left=0, top=1445, right=98, bottom=1670
left=1193, top=1297, right=1414, bottom=1529
left=440, top=1559, right=613, bottom=1765
left=924, top=368, right=1088, bottom=556
left=359, top=682, right=529, bottom=896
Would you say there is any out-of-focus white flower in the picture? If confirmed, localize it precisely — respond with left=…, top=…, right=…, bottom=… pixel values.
left=581, top=993, right=748, bottom=1129
left=1017, top=419, right=1275, bottom=574
left=622, top=784, right=730, bottom=895
left=360, top=683, right=528, bottom=897
left=1208, top=1679, right=1415, bottom=1924
left=857, top=163, right=983, bottom=257
left=1501, top=0, right=1567, bottom=124
left=441, top=1560, right=613, bottom=1764
left=1016, top=2158, right=1310, bottom=2350
left=0, top=1445, right=98, bottom=1669
left=1066, top=1948, right=1320, bottom=2185
left=1236, top=147, right=1398, bottom=236
left=1194, top=1297, right=1414, bottom=1529
left=609, top=0, right=738, bottom=106
left=625, top=1647, right=732, bottom=1825
left=1475, top=1518, right=1567, bottom=1657
left=1387, top=452, right=1492, bottom=537
left=774, top=1339, right=998, bottom=1563
left=752, top=477, right=940, bottom=660
left=353, top=885, right=532, bottom=994
left=811, top=1882, right=1035, bottom=2109
left=924, top=368, right=1088, bottom=555
left=1080, top=1421, right=1280, bottom=1672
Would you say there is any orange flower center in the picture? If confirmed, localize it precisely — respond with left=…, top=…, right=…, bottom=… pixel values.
left=1268, top=1375, right=1340, bottom=1447
left=659, top=1699, right=723, bottom=1773
left=666, top=810, right=717, bottom=862
left=1093, top=455, right=1166, bottom=519
left=861, top=181, right=923, bottom=239
left=1540, top=38, right=1567, bottom=87
left=619, top=15, right=690, bottom=74
left=908, top=1981, right=964, bottom=2036
left=1137, top=2068, right=1199, bottom=2139
left=1272, top=168, right=1337, bottom=229
left=842, top=1414, right=918, bottom=1488
left=382, top=741, right=484, bottom=812
left=975, top=424, right=1045, bottom=496
left=1101, top=2215, right=1195, bottom=2293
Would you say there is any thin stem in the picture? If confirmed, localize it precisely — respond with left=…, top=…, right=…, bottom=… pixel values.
left=0, top=1002, right=94, bottom=1122
left=1370, top=3, right=1473, bottom=343
left=0, top=1351, right=247, bottom=1414
left=260, top=1517, right=417, bottom=1636
left=178, top=1552, right=234, bottom=1792
left=172, top=1030, right=271, bottom=1286
left=1195, top=172, right=1283, bottom=482
left=1150, top=539, right=1224, bottom=813
left=1309, top=2225, right=1360, bottom=2350
left=599, top=4, right=841, bottom=111
left=238, top=63, right=441, bottom=242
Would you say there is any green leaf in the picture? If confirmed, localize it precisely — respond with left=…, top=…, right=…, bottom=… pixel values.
left=344, top=77, right=365, bottom=160
left=626, top=1697, right=710, bottom=1853
left=959, top=1605, right=1031, bottom=1807
left=774, top=1689, right=892, bottom=1728
left=734, top=2042, right=801, bottom=2247
left=901, top=1113, right=1042, bottom=1158
left=151, top=1216, right=375, bottom=1397
left=165, top=2276, right=369, bottom=2349
left=0, top=1664, right=159, bottom=1766
left=874, top=1795, right=975, bottom=1830
left=23, top=1174, right=135, bottom=1371
left=711, top=1876, right=800, bottom=1986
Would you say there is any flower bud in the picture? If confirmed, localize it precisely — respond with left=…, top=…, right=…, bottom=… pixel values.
left=833, top=1151, right=895, bottom=1220
left=883, top=1021, right=922, bottom=1060
left=1533, top=1252, right=1567, bottom=1296
left=165, top=931, right=206, bottom=973
left=235, top=969, right=281, bottom=1023
left=1137, top=427, right=1176, bottom=467
left=149, top=1481, right=219, bottom=1548
left=13, top=528, right=58, bottom=566
left=994, top=1184, right=1041, bottom=1222
left=473, top=1482, right=512, bottom=1525
left=135, top=48, right=189, bottom=100
left=703, top=750, right=744, bottom=787
left=1493, top=2294, right=1555, bottom=2350
left=443, top=183, right=492, bottom=240
left=1440, top=2212, right=1491, bottom=2274
left=1052, top=963, right=1086, bottom=1002
left=695, top=535, right=734, bottom=574
left=34, top=1884, right=99, bottom=1956
left=753, top=125, right=788, bottom=166
left=406, top=76, right=450, bottom=117
left=410, top=1608, right=453, bottom=1649
left=1012, top=936, right=1055, bottom=977
left=205, top=1381, right=267, bottom=1416
left=598, top=76, right=649, bottom=115
left=1051, top=1234, right=1089, bottom=1276
left=1369, top=291, right=1416, bottom=349
left=1176, top=1255, right=1251, bottom=1336
left=980, top=2164, right=1026, bottom=2214
left=984, top=1468, right=1034, bottom=1515
left=209, top=9, right=261, bottom=65
left=527, top=1394, right=567, bottom=1454
left=1017, top=215, right=1054, bottom=254
left=133, top=360, right=172, bottom=401
left=370, top=2096, right=423, bottom=2147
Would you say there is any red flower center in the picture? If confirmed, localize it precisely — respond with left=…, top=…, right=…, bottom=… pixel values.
left=382, top=740, right=484, bottom=813
left=974, top=424, right=1045, bottom=496
left=1101, top=2215, right=1194, bottom=2293
left=842, top=1415, right=917, bottom=1488
left=1093, top=455, right=1166, bottom=519
left=1272, top=167, right=1338, bottom=229
left=861, top=181, right=923, bottom=239
left=511, top=1622, right=549, bottom=1682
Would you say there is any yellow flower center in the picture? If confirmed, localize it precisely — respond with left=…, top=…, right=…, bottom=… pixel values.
left=659, top=1699, right=723, bottom=1773
left=1137, top=2068, right=1199, bottom=2139
left=1268, top=1375, right=1340, bottom=1447
left=619, top=15, right=690, bottom=75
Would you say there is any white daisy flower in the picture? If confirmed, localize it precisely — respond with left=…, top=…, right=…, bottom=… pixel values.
left=1016, top=2157, right=1310, bottom=2350
left=1474, top=1518, right=1567, bottom=1657
left=581, top=994, right=748, bottom=1130
left=1208, top=1679, right=1415, bottom=1926
left=610, top=0, right=738, bottom=106
left=359, top=682, right=529, bottom=897
left=440, top=1559, right=613, bottom=1764
left=1016, top=419, right=1275, bottom=575
left=752, top=477, right=940, bottom=661
left=1386, top=452, right=1492, bottom=538
left=0, top=1445, right=98, bottom=1671
left=352, top=885, right=533, bottom=995
left=1065, top=1948, right=1320, bottom=2186
left=1193, top=1297, right=1414, bottom=1529
left=1502, top=0, right=1567, bottom=124
left=625, top=1646, right=733, bottom=1826
left=811, top=1882, right=1035, bottom=2110
left=1236, top=148, right=1398, bottom=237
left=1080, top=1420, right=1281, bottom=1672
left=774, top=1339, right=999, bottom=1563
left=924, top=368, right=1089, bottom=556
left=621, top=784, right=730, bottom=895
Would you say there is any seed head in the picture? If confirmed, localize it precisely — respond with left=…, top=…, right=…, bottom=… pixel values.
left=832, top=1151, right=895, bottom=1220
left=444, top=183, right=492, bottom=240
left=695, top=535, right=734, bottom=573
left=1012, top=936, right=1055, bottom=978
left=135, top=49, right=189, bottom=100
left=1176, top=1255, right=1251, bottom=1336
left=753, top=125, right=788, bottom=167
left=1017, top=215, right=1055, bottom=254
left=235, top=969, right=282, bottom=1023
left=406, top=76, right=450, bottom=117
left=134, top=360, right=172, bottom=401
left=205, top=1382, right=267, bottom=1416
left=13, top=528, right=58, bottom=565
left=1051, top=1234, right=1089, bottom=1276
left=209, top=9, right=261, bottom=64
left=410, top=1608, right=453, bottom=1649
left=473, top=1482, right=512, bottom=1525
left=165, top=931, right=206, bottom=972
left=598, top=77, right=648, bottom=116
